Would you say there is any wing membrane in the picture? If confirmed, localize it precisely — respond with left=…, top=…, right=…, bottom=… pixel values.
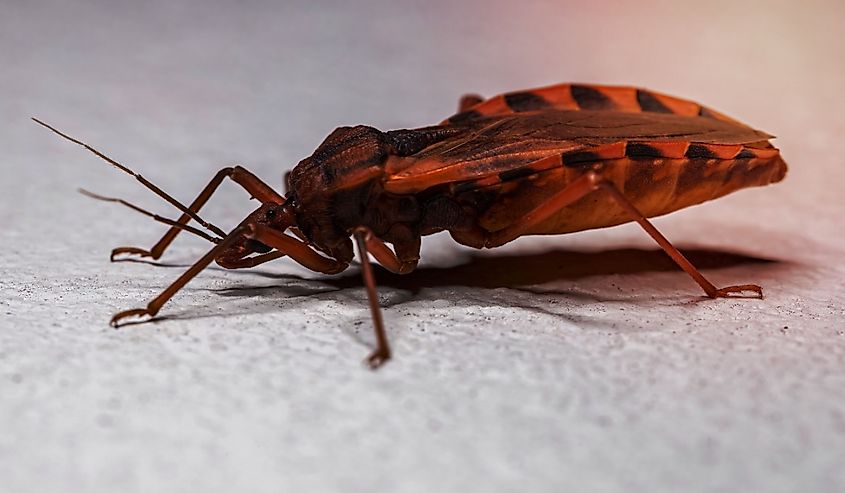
left=384, top=110, right=773, bottom=194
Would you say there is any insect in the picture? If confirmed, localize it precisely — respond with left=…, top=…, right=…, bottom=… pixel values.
left=35, top=82, right=787, bottom=368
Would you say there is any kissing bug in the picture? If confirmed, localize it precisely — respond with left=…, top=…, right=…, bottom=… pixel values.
left=34, top=82, right=787, bottom=368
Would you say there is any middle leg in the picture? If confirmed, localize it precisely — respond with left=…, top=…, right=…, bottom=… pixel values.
left=355, top=227, right=420, bottom=275
left=248, top=225, right=390, bottom=368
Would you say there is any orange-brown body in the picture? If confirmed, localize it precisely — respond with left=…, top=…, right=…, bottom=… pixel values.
left=38, top=82, right=787, bottom=368
left=288, top=83, right=786, bottom=258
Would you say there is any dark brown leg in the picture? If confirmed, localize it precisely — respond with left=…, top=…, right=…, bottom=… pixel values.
left=249, top=225, right=389, bottom=367
left=110, top=225, right=251, bottom=326
left=488, top=173, right=599, bottom=247
left=30, top=119, right=265, bottom=257
left=113, top=166, right=285, bottom=261
left=596, top=182, right=762, bottom=298
left=353, top=229, right=391, bottom=368
left=245, top=225, right=348, bottom=274
left=458, top=94, right=484, bottom=112
left=489, top=171, right=763, bottom=299
left=360, top=232, right=419, bottom=275
left=215, top=251, right=287, bottom=269
left=112, top=224, right=347, bottom=326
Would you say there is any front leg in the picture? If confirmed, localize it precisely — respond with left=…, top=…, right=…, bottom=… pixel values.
left=110, top=226, right=251, bottom=326
left=111, top=226, right=344, bottom=327
left=113, top=166, right=285, bottom=261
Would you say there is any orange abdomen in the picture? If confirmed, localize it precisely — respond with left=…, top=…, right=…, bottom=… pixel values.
left=476, top=148, right=787, bottom=235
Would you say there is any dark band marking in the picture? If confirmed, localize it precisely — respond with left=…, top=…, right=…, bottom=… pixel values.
left=570, top=85, right=616, bottom=110
left=498, top=167, right=537, bottom=182
left=625, top=161, right=658, bottom=197
left=626, top=142, right=664, bottom=160
left=562, top=150, right=602, bottom=167
left=735, top=148, right=756, bottom=159
left=698, top=106, right=717, bottom=119
left=685, top=144, right=718, bottom=159
left=320, top=162, right=338, bottom=184
left=447, top=110, right=482, bottom=124
left=387, top=127, right=464, bottom=156
left=504, top=92, right=552, bottom=112
left=636, top=89, right=673, bottom=113
left=452, top=180, right=481, bottom=194
left=722, top=160, right=749, bottom=185
left=676, top=160, right=707, bottom=194
left=245, top=239, right=272, bottom=254
left=742, top=161, right=774, bottom=187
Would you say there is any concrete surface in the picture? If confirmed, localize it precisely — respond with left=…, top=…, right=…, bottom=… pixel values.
left=2, top=1, right=844, bottom=492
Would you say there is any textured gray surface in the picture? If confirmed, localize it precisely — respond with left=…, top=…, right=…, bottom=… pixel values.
left=2, top=1, right=845, bottom=492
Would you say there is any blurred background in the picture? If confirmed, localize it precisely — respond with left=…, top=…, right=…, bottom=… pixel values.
left=2, top=1, right=844, bottom=492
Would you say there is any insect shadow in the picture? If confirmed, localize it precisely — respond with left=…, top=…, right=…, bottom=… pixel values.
left=204, top=245, right=781, bottom=308
left=110, top=245, right=790, bottom=335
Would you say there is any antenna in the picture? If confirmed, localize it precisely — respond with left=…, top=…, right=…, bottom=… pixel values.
left=78, top=189, right=221, bottom=244
left=32, top=118, right=226, bottom=238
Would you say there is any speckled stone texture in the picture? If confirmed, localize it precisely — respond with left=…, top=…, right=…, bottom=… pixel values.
left=2, top=1, right=844, bottom=492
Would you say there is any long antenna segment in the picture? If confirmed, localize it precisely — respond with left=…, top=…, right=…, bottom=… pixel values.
left=78, top=188, right=221, bottom=244
left=32, top=117, right=226, bottom=238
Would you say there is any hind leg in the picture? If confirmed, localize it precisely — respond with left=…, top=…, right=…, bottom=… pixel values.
left=484, top=171, right=763, bottom=299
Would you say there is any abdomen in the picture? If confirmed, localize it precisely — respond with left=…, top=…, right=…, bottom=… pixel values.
left=469, top=144, right=787, bottom=235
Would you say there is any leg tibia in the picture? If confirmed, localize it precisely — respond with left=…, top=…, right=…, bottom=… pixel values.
left=112, top=166, right=284, bottom=261
left=484, top=170, right=763, bottom=299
